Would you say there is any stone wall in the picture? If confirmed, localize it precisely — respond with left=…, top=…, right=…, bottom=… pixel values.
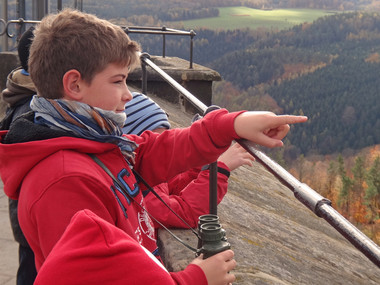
left=127, top=55, right=221, bottom=114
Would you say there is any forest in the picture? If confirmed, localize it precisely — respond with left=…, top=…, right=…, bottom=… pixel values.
left=211, top=12, right=380, bottom=156
left=288, top=145, right=380, bottom=244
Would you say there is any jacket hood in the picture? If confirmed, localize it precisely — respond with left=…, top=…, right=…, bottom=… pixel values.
left=0, top=112, right=119, bottom=200
left=2, top=67, right=36, bottom=107
left=34, top=209, right=176, bottom=285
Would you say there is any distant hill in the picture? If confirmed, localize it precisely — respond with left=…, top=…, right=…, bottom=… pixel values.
left=82, top=0, right=374, bottom=22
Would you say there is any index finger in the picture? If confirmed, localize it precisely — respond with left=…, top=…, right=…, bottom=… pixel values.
left=276, top=115, right=308, bottom=125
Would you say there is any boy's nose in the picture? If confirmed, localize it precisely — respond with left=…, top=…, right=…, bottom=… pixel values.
left=124, top=86, right=133, bottom=102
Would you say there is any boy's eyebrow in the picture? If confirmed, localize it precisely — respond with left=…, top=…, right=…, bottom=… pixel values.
left=111, top=74, right=127, bottom=79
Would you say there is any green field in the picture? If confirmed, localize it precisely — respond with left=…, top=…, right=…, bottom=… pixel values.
left=179, top=7, right=338, bottom=30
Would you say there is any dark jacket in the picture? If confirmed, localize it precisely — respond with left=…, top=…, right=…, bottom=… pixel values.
left=1, top=67, right=35, bottom=246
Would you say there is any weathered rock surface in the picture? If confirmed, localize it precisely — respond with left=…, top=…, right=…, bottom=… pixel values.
left=149, top=93, right=380, bottom=285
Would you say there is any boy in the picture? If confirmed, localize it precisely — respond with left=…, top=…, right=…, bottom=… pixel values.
left=123, top=92, right=255, bottom=228
left=0, top=9, right=307, bottom=284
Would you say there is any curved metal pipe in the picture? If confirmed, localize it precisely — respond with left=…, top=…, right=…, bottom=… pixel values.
left=2, top=18, right=40, bottom=38
left=0, top=18, right=6, bottom=36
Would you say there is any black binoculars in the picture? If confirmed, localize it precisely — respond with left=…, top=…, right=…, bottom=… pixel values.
left=196, top=214, right=231, bottom=259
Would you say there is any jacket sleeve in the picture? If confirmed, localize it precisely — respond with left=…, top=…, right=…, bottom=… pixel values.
left=128, top=108, right=244, bottom=188
left=34, top=209, right=207, bottom=285
left=144, top=161, right=230, bottom=228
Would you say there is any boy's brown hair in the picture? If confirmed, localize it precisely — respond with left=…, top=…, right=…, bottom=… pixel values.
left=29, top=9, right=141, bottom=99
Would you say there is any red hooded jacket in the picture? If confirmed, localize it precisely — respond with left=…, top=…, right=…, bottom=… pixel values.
left=0, top=108, right=243, bottom=283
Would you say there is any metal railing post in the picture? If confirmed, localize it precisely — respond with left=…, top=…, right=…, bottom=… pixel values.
left=16, top=0, right=26, bottom=36
left=190, top=30, right=196, bottom=69
left=1, top=1, right=8, bottom=51
left=57, top=0, right=62, bottom=11
left=140, top=52, right=150, bottom=95
left=162, top=26, right=166, bottom=58
left=209, top=162, right=218, bottom=215
left=32, top=0, right=47, bottom=20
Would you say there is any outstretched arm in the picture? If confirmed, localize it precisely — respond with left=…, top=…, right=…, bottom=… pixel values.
left=132, top=109, right=307, bottom=187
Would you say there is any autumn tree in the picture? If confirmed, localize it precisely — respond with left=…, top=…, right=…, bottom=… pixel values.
left=325, top=161, right=338, bottom=206
left=296, top=154, right=305, bottom=182
left=352, top=156, right=366, bottom=203
left=351, top=156, right=368, bottom=224
left=365, top=156, right=380, bottom=224
left=337, top=155, right=353, bottom=217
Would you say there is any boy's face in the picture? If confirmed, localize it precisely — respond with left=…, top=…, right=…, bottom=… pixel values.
left=78, top=63, right=132, bottom=113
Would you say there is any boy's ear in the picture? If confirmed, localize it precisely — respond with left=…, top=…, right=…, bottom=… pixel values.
left=62, top=69, right=84, bottom=100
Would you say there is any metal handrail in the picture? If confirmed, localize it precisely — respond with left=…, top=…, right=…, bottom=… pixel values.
left=0, top=18, right=196, bottom=68
left=0, top=18, right=39, bottom=38
left=123, top=26, right=196, bottom=68
left=139, top=52, right=380, bottom=268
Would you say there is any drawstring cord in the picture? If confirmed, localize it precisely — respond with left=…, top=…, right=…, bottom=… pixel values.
left=88, top=153, right=200, bottom=253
